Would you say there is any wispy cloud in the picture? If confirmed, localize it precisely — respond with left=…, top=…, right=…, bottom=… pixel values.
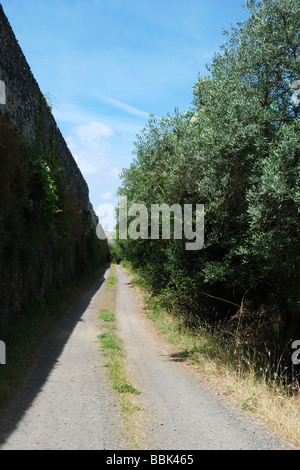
left=111, top=167, right=121, bottom=179
left=66, top=120, right=113, bottom=176
left=97, top=95, right=150, bottom=119
left=100, top=191, right=115, bottom=201
left=75, top=120, right=113, bottom=142
left=53, top=102, right=147, bottom=135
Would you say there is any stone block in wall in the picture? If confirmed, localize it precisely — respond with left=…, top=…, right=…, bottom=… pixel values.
left=0, top=4, right=95, bottom=215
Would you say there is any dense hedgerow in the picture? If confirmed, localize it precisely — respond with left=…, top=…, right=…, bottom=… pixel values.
left=117, top=0, right=300, bottom=376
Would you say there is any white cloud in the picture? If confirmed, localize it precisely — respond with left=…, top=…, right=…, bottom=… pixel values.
left=111, top=167, right=121, bottom=178
left=97, top=95, right=150, bottom=119
left=101, top=191, right=114, bottom=201
left=65, top=135, right=77, bottom=152
left=95, top=202, right=116, bottom=232
left=74, top=156, right=102, bottom=176
left=76, top=121, right=113, bottom=142
left=66, top=120, right=114, bottom=176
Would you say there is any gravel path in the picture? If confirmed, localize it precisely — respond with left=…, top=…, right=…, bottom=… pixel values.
left=0, top=270, right=121, bottom=450
left=0, top=265, right=289, bottom=450
left=115, top=265, right=288, bottom=450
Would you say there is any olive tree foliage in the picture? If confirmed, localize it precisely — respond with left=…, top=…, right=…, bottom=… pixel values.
left=117, top=0, right=300, bottom=342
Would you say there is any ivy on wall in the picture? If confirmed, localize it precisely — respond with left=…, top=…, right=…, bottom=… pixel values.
left=0, top=99, right=108, bottom=319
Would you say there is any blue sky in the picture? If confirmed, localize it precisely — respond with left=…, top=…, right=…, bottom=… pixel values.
left=1, top=0, right=250, bottom=217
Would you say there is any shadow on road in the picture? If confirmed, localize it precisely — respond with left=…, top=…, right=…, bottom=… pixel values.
left=0, top=270, right=107, bottom=446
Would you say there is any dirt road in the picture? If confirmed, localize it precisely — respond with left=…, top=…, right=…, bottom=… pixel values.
left=0, top=271, right=121, bottom=450
left=114, top=265, right=286, bottom=450
left=0, top=265, right=288, bottom=450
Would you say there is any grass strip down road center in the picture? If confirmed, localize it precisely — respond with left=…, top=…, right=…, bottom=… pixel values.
left=98, top=264, right=145, bottom=450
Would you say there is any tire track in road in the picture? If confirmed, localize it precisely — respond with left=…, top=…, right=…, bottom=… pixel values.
left=0, top=264, right=289, bottom=451
left=115, top=265, right=287, bottom=451
left=0, top=269, right=122, bottom=450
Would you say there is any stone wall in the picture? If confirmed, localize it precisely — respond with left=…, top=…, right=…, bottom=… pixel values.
left=0, top=3, right=91, bottom=212
left=0, top=4, right=107, bottom=319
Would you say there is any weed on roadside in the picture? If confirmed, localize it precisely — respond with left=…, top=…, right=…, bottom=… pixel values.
left=98, top=264, right=145, bottom=449
left=99, top=309, right=116, bottom=323
left=121, top=261, right=300, bottom=450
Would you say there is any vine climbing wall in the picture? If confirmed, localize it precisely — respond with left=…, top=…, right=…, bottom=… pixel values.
left=0, top=4, right=107, bottom=319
